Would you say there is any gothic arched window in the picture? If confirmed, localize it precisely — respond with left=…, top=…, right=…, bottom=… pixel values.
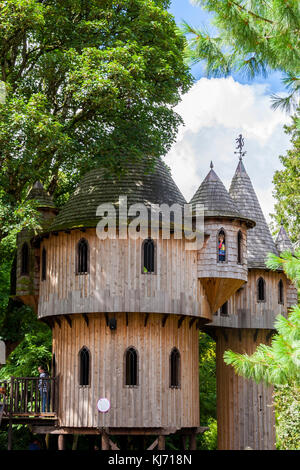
left=77, top=238, right=89, bottom=274
left=21, top=242, right=29, bottom=275
left=217, top=229, right=226, bottom=262
left=170, top=347, right=180, bottom=388
left=237, top=230, right=243, bottom=264
left=125, top=347, right=138, bottom=386
left=278, top=279, right=284, bottom=305
left=79, top=347, right=90, bottom=386
left=257, top=277, right=266, bottom=302
left=142, top=238, right=155, bottom=273
left=41, top=247, right=47, bottom=281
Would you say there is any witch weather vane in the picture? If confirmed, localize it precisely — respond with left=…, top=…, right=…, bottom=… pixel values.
left=234, top=134, right=247, bottom=160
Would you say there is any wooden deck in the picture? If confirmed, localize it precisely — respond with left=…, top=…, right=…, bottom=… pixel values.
left=0, top=377, right=58, bottom=425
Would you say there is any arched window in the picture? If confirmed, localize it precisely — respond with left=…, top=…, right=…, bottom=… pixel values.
left=170, top=347, right=180, bottom=388
left=257, top=277, right=266, bottom=302
left=125, top=347, right=138, bottom=386
left=79, top=347, right=90, bottom=386
left=142, top=238, right=155, bottom=273
left=77, top=238, right=89, bottom=274
left=21, top=242, right=29, bottom=275
left=237, top=231, right=243, bottom=264
left=217, top=229, right=226, bottom=262
left=41, top=247, right=47, bottom=281
left=220, top=301, right=228, bottom=316
left=278, top=279, right=284, bottom=305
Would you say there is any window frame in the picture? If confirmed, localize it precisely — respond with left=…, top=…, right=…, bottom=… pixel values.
left=78, top=346, right=91, bottom=387
left=278, top=279, right=284, bottom=305
left=217, top=228, right=227, bottom=264
left=20, top=242, right=30, bottom=276
left=41, top=247, right=47, bottom=281
left=169, top=347, right=181, bottom=389
left=141, top=238, right=156, bottom=274
left=237, top=230, right=243, bottom=265
left=76, top=238, right=89, bottom=275
left=257, top=277, right=266, bottom=303
left=124, top=346, right=139, bottom=388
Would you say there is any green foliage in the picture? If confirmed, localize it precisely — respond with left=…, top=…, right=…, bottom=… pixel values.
left=0, top=319, right=52, bottom=379
left=224, top=250, right=300, bottom=386
left=0, top=0, right=192, bottom=240
left=199, top=331, right=216, bottom=423
left=183, top=0, right=299, bottom=112
left=197, top=417, right=217, bottom=450
left=274, top=384, right=300, bottom=450
left=271, top=112, right=300, bottom=245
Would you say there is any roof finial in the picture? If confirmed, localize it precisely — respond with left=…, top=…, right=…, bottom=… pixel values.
left=210, top=161, right=214, bottom=169
left=234, top=134, right=247, bottom=161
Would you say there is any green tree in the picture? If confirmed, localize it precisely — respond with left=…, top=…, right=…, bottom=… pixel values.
left=183, top=0, right=299, bottom=112
left=271, top=111, right=300, bottom=244
left=0, top=0, right=192, bottom=242
left=224, top=249, right=300, bottom=386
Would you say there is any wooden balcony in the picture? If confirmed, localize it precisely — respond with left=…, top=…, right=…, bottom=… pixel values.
left=0, top=377, right=58, bottom=424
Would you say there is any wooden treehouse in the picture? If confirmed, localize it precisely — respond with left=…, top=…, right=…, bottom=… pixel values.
left=4, top=148, right=297, bottom=450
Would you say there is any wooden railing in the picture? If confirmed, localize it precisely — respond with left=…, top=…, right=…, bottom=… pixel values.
left=0, top=377, right=58, bottom=418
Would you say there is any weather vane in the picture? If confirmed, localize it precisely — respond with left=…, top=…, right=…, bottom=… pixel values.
left=234, top=134, right=247, bottom=161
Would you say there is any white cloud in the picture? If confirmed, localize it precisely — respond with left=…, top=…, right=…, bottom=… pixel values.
left=165, top=77, right=291, bottom=222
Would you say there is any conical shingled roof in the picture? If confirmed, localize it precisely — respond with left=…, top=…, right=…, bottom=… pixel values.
left=229, top=160, right=278, bottom=268
left=49, top=158, right=187, bottom=232
left=190, top=163, right=254, bottom=225
left=275, top=222, right=294, bottom=255
left=27, top=181, right=56, bottom=209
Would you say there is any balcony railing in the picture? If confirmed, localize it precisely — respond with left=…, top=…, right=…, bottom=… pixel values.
left=0, top=377, right=58, bottom=420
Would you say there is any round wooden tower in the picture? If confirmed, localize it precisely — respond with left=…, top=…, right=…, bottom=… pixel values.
left=28, top=158, right=216, bottom=448
left=207, top=158, right=298, bottom=450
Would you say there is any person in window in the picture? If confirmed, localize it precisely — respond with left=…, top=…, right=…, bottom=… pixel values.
left=38, top=365, right=50, bottom=412
left=218, top=233, right=226, bottom=262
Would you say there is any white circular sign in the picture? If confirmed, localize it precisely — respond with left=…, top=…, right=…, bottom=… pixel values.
left=97, top=398, right=110, bottom=413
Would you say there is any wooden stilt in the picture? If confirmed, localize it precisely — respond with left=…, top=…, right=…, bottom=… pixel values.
left=72, top=434, right=79, bottom=450
left=181, top=435, right=187, bottom=450
left=7, top=419, right=13, bottom=450
left=45, top=433, right=50, bottom=450
left=189, top=433, right=197, bottom=450
left=101, top=431, right=110, bottom=450
left=58, top=434, right=65, bottom=450
left=157, top=435, right=165, bottom=450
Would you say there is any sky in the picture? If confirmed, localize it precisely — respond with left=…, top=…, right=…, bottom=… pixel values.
left=165, top=0, right=291, bottom=223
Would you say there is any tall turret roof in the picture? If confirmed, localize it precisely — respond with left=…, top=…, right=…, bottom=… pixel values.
left=49, top=158, right=186, bottom=232
left=275, top=222, right=294, bottom=255
left=229, top=160, right=278, bottom=268
left=27, top=181, right=56, bottom=209
left=190, top=162, right=255, bottom=226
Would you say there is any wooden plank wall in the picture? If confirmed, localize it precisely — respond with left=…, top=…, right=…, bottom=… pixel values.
left=38, top=230, right=211, bottom=321
left=216, top=328, right=276, bottom=450
left=53, top=313, right=200, bottom=430
left=210, top=269, right=289, bottom=329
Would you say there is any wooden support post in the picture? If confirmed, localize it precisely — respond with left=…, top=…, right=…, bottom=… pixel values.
left=157, top=435, right=165, bottom=450
left=189, top=433, right=197, bottom=450
left=45, top=433, right=50, bottom=450
left=181, top=435, right=187, bottom=450
left=8, top=376, right=14, bottom=450
left=101, top=431, right=110, bottom=450
left=72, top=434, right=79, bottom=450
left=58, top=434, right=65, bottom=450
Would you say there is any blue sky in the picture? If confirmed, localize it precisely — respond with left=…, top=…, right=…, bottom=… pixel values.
left=164, top=0, right=290, bottom=224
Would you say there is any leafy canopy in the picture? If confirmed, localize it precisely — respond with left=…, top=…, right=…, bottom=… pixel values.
left=0, top=0, right=192, bottom=240
left=183, top=0, right=300, bottom=112
left=271, top=110, right=300, bottom=244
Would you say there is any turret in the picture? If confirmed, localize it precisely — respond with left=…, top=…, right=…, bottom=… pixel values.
left=190, top=162, right=255, bottom=314
left=16, top=182, right=57, bottom=311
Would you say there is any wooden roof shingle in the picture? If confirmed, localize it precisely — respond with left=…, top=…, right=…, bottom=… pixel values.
left=49, top=158, right=187, bottom=232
